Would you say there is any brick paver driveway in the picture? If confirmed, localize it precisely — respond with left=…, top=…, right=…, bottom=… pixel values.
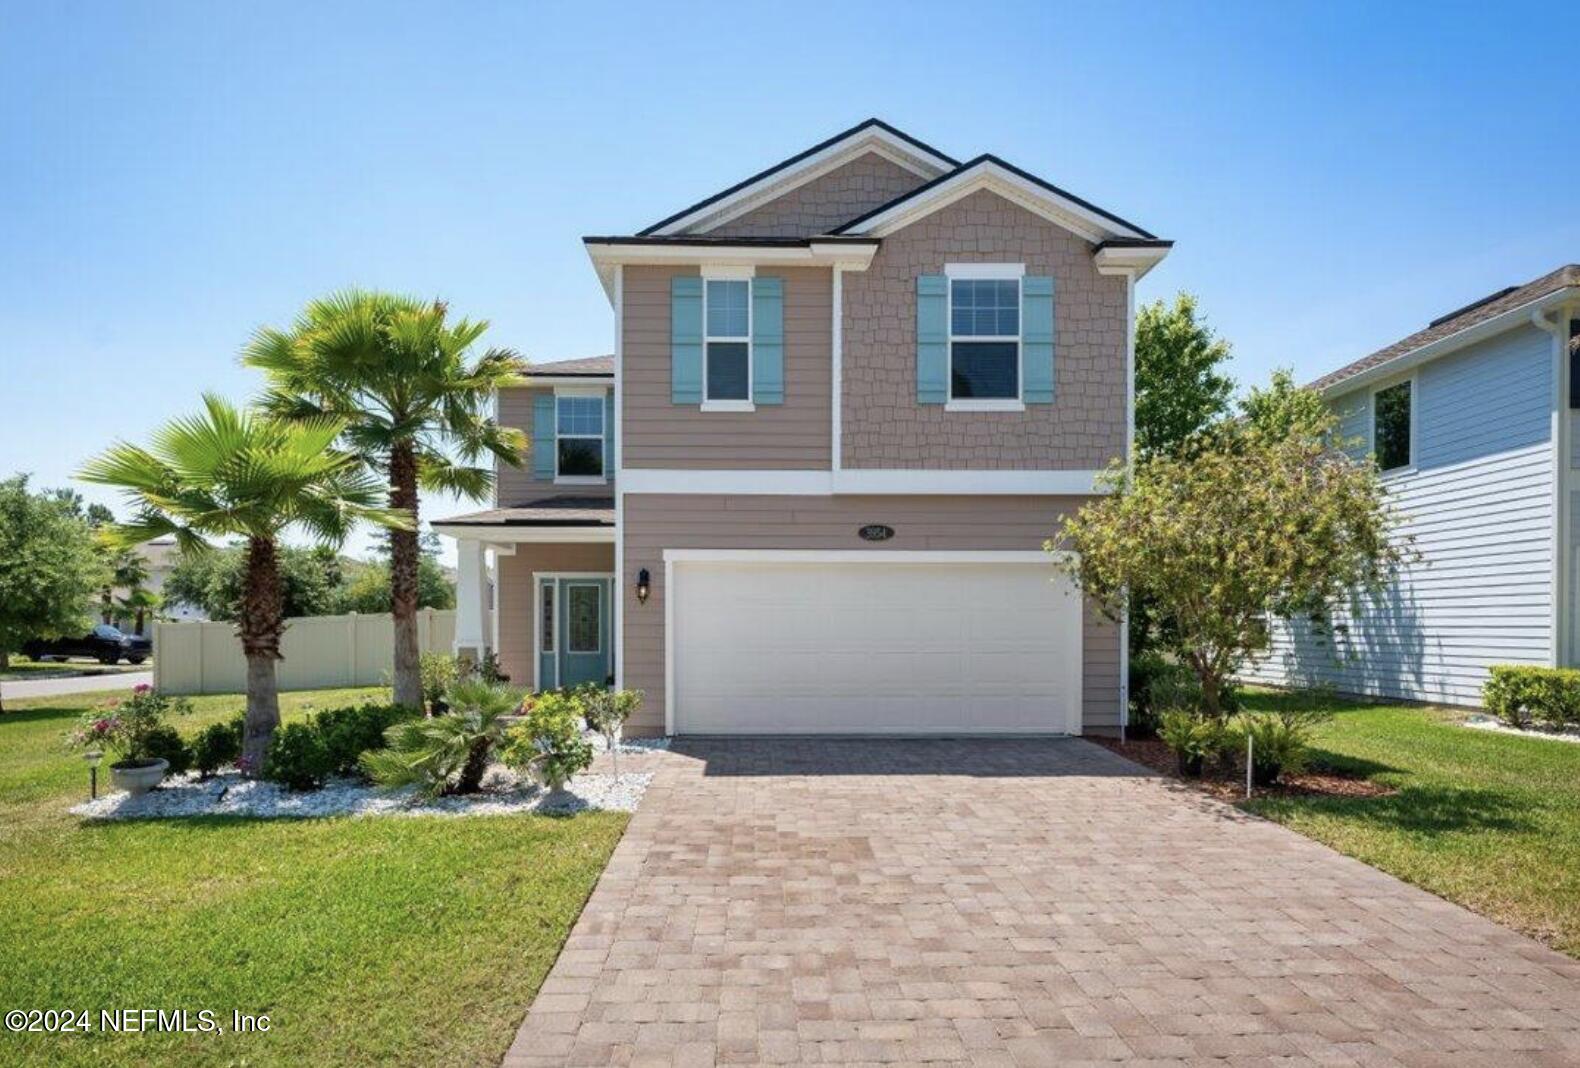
left=506, top=738, right=1580, bottom=1066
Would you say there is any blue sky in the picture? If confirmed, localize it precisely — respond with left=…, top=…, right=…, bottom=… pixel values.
left=3, top=1, right=1574, bottom=561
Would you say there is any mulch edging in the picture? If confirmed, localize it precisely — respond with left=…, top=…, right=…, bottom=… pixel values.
left=1087, top=734, right=1395, bottom=802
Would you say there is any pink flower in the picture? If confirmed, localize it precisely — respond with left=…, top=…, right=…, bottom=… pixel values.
left=133, top=683, right=152, bottom=695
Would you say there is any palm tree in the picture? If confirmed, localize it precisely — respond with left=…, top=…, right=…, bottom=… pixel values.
left=360, top=678, right=519, bottom=796
left=79, top=394, right=407, bottom=772
left=243, top=291, right=525, bottom=710
left=115, top=587, right=161, bottom=636
left=102, top=549, right=147, bottom=625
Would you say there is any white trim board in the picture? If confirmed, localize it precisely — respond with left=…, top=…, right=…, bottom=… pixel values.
left=618, top=468, right=1109, bottom=496
left=433, top=524, right=615, bottom=544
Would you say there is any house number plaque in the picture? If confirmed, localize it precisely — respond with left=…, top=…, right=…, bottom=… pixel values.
left=858, top=524, right=894, bottom=542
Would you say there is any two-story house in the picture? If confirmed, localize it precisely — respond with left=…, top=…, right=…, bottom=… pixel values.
left=1244, top=266, right=1580, bottom=705
left=434, top=119, right=1171, bottom=736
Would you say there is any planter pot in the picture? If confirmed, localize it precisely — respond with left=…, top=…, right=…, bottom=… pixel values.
left=1176, top=753, right=1204, bottom=778
left=110, top=757, right=169, bottom=795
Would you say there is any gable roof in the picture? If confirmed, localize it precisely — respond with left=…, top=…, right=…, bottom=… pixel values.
left=1310, top=265, right=1580, bottom=394
left=639, top=118, right=957, bottom=237
left=831, top=153, right=1160, bottom=243
left=519, top=354, right=613, bottom=378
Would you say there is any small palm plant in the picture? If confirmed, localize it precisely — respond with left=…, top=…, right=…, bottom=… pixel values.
left=243, top=291, right=526, bottom=710
left=79, top=395, right=406, bottom=772
left=361, top=678, right=520, bottom=797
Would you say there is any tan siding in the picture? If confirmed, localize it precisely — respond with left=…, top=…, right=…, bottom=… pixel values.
left=619, top=494, right=1120, bottom=736
left=495, top=386, right=614, bottom=505
left=842, top=189, right=1129, bottom=470
left=495, top=543, right=616, bottom=687
left=707, top=152, right=929, bottom=238
left=621, top=265, right=832, bottom=469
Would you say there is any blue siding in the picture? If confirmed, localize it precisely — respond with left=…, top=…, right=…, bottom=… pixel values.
left=1245, top=323, right=1554, bottom=705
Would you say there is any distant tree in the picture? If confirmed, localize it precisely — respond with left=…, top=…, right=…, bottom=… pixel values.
left=164, top=544, right=346, bottom=621
left=245, top=291, right=525, bottom=709
left=116, top=588, right=162, bottom=636
left=0, top=475, right=107, bottom=709
left=101, top=549, right=148, bottom=625
left=1240, top=367, right=1330, bottom=443
left=338, top=551, right=455, bottom=615
left=1134, top=293, right=1236, bottom=458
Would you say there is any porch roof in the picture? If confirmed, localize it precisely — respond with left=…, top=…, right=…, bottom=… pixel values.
left=433, top=497, right=615, bottom=528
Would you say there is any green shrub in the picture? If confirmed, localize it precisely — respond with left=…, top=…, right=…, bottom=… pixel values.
left=264, top=722, right=333, bottom=791
left=419, top=652, right=459, bottom=714
left=191, top=718, right=242, bottom=778
left=360, top=680, right=520, bottom=797
left=502, top=692, right=593, bottom=793
left=1157, top=709, right=1229, bottom=776
left=143, top=724, right=192, bottom=777
left=1233, top=708, right=1331, bottom=786
left=1483, top=665, right=1580, bottom=730
left=313, top=703, right=414, bottom=777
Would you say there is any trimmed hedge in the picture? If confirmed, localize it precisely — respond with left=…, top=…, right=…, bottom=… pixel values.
left=1483, top=664, right=1580, bottom=730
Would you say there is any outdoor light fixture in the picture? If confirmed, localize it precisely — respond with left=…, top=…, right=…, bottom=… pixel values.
left=84, top=750, right=103, bottom=800
left=636, top=568, right=651, bottom=605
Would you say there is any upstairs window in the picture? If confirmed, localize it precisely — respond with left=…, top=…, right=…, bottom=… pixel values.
left=704, top=279, right=751, bottom=402
left=1373, top=380, right=1412, bottom=472
left=950, top=278, right=1020, bottom=400
left=555, top=395, right=604, bottom=479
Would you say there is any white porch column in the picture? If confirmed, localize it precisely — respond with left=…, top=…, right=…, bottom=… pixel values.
left=454, top=538, right=489, bottom=660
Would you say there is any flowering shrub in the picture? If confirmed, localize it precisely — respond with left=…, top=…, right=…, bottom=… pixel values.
left=501, top=691, right=592, bottom=792
left=66, top=685, right=191, bottom=767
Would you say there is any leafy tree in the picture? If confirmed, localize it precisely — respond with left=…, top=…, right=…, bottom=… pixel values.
left=338, top=553, right=455, bottom=615
left=1052, top=415, right=1407, bottom=716
left=0, top=476, right=107, bottom=708
left=244, top=291, right=525, bottom=710
left=1240, top=367, right=1330, bottom=443
left=101, top=548, right=148, bottom=625
left=164, top=543, right=346, bottom=621
left=1134, top=293, right=1235, bottom=458
left=79, top=395, right=406, bottom=771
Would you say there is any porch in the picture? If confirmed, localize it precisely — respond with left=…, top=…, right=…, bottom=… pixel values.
left=433, top=497, right=615, bottom=689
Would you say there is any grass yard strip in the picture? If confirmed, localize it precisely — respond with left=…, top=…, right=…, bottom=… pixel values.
left=0, top=686, right=629, bottom=1068
left=1237, top=689, right=1580, bottom=958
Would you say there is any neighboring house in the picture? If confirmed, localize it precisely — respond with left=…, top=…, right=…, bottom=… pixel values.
left=435, top=119, right=1170, bottom=736
left=137, top=536, right=206, bottom=622
left=1245, top=265, right=1580, bottom=706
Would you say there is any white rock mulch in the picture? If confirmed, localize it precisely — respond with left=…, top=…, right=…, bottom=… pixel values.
left=1463, top=713, right=1580, bottom=745
left=587, top=732, right=671, bottom=754
left=70, top=763, right=654, bottom=822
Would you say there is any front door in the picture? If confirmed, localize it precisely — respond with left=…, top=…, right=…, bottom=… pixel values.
left=538, top=576, right=612, bottom=689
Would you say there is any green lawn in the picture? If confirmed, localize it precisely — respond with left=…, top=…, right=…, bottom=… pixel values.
left=0, top=686, right=628, bottom=1067
left=1242, top=689, right=1580, bottom=957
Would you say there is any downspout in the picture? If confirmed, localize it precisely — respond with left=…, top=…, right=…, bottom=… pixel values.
left=1532, top=304, right=1567, bottom=667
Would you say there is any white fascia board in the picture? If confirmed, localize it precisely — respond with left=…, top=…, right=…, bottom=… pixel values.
left=585, top=242, right=879, bottom=302
left=663, top=548, right=1072, bottom=565
left=845, top=161, right=1148, bottom=244
left=431, top=524, right=615, bottom=544
left=509, top=376, right=613, bottom=389
left=1094, top=245, right=1171, bottom=278
left=651, top=131, right=954, bottom=237
left=1318, top=286, right=1580, bottom=400
left=618, top=468, right=1109, bottom=496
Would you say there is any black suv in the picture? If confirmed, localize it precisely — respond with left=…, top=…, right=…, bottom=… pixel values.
left=23, top=624, right=152, bottom=665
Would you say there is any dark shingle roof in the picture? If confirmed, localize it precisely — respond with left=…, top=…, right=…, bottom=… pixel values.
left=435, top=498, right=614, bottom=527
left=1310, top=265, right=1580, bottom=393
left=520, top=355, right=612, bottom=378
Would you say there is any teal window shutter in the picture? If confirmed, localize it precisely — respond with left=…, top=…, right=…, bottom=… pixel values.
left=751, top=276, right=784, bottom=405
left=1021, top=275, right=1055, bottom=404
left=532, top=393, right=556, bottom=480
left=671, top=276, right=703, bottom=404
left=603, top=390, right=615, bottom=473
left=916, top=275, right=947, bottom=404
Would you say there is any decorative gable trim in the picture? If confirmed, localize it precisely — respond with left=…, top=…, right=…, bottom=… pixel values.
left=832, top=155, right=1159, bottom=246
left=641, top=119, right=957, bottom=237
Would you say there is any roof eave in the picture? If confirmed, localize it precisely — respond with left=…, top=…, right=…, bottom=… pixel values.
left=1315, top=284, right=1580, bottom=398
left=582, top=237, right=883, bottom=302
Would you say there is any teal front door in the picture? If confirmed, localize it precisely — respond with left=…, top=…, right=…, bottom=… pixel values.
left=537, top=576, right=612, bottom=689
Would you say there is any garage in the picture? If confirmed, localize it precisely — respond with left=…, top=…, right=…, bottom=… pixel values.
left=666, top=550, right=1083, bottom=735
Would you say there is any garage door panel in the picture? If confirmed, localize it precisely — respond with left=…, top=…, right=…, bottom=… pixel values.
left=672, top=558, right=1082, bottom=735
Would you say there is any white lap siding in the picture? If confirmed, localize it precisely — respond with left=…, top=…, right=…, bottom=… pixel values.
left=1244, top=324, right=1554, bottom=705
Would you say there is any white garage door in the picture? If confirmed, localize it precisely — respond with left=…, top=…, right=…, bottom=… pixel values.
left=669, top=553, right=1083, bottom=734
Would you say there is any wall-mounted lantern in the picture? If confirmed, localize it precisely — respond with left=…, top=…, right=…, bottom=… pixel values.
left=636, top=568, right=651, bottom=605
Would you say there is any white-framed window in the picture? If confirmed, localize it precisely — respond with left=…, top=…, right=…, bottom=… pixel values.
left=1372, top=378, right=1413, bottom=474
left=703, top=275, right=752, bottom=410
left=554, top=392, right=605, bottom=482
left=947, top=264, right=1023, bottom=410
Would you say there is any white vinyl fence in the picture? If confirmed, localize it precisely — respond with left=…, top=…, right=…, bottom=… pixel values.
left=154, top=610, right=455, bottom=695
